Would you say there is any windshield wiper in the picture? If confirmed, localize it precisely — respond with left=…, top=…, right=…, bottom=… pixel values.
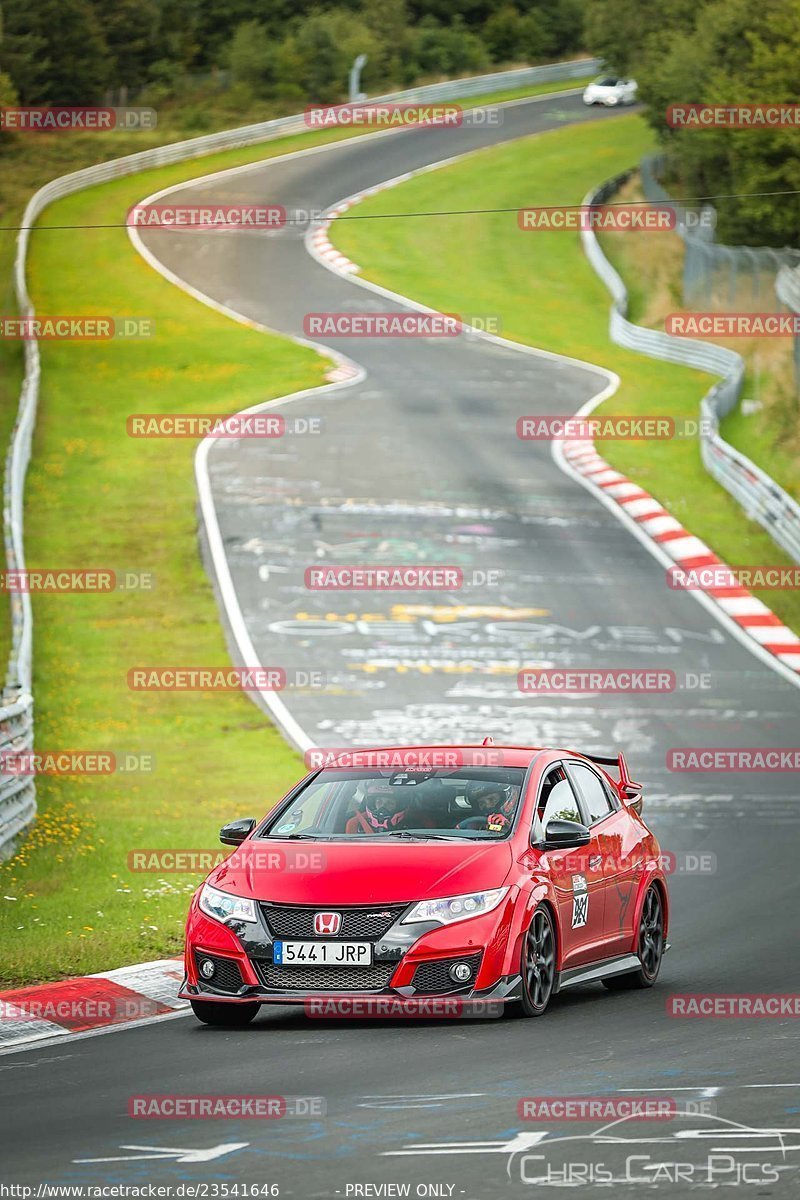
left=384, top=830, right=468, bottom=841
left=266, top=832, right=320, bottom=840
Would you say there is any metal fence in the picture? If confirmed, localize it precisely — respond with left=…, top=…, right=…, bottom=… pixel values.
left=640, top=154, right=800, bottom=312
left=775, top=262, right=800, bottom=387
left=583, top=172, right=800, bottom=566
left=0, top=56, right=600, bottom=858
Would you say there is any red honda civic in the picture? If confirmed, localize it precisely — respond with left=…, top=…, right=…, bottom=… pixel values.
left=180, top=745, right=669, bottom=1026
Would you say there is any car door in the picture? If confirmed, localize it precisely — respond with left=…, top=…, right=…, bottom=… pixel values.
left=564, top=761, right=638, bottom=955
left=532, top=764, right=606, bottom=969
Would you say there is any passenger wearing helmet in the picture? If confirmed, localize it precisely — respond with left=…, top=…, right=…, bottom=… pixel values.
left=346, top=778, right=408, bottom=834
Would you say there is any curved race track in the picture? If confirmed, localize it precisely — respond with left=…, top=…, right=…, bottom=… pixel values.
left=3, top=91, right=799, bottom=1197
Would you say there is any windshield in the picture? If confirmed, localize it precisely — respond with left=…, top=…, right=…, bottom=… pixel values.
left=261, top=767, right=527, bottom=840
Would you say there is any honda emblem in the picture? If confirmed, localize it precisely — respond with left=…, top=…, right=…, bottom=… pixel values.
left=313, top=911, right=342, bottom=936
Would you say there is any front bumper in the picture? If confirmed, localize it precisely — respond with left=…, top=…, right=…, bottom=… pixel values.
left=178, top=972, right=522, bottom=1009
left=182, top=891, right=521, bottom=1008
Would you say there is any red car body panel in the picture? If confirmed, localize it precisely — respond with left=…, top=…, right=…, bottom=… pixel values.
left=182, top=745, right=669, bottom=1007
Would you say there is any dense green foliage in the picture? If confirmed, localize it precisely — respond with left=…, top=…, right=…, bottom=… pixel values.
left=584, top=0, right=800, bottom=246
left=0, top=0, right=584, bottom=106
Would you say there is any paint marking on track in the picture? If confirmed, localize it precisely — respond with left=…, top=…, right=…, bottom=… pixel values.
left=74, top=1143, right=249, bottom=1165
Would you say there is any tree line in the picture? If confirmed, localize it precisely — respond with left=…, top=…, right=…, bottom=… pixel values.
left=1, top=0, right=797, bottom=247
left=586, top=0, right=800, bottom=247
left=0, top=1, right=583, bottom=107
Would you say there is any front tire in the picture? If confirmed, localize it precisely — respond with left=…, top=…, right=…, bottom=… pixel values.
left=603, top=884, right=664, bottom=991
left=190, top=999, right=260, bottom=1027
left=519, top=906, right=556, bottom=1016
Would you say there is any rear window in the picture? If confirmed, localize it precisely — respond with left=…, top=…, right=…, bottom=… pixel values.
left=597, top=77, right=618, bottom=86
left=261, top=767, right=527, bottom=840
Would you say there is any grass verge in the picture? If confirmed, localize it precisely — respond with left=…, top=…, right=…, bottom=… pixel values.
left=332, top=114, right=800, bottom=634
left=0, top=141, right=333, bottom=987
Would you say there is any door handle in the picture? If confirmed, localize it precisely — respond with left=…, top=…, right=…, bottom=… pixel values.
left=588, top=855, right=602, bottom=870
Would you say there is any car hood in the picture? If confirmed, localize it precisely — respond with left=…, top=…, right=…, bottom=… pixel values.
left=209, top=838, right=514, bottom=905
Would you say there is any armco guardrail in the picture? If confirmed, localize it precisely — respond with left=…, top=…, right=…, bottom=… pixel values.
left=2, top=57, right=599, bottom=857
left=582, top=172, right=800, bottom=566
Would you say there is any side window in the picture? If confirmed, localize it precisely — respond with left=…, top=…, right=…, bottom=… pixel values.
left=568, top=764, right=614, bottom=824
left=534, top=766, right=581, bottom=838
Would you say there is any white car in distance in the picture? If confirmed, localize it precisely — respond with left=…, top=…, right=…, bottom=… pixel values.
left=582, top=76, right=638, bottom=106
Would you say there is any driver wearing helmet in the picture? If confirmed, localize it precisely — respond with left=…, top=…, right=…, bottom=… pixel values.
left=485, top=783, right=519, bottom=833
left=458, top=781, right=519, bottom=832
left=346, top=778, right=408, bottom=834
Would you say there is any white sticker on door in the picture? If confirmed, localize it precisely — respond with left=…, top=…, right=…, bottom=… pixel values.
left=572, top=874, right=588, bottom=928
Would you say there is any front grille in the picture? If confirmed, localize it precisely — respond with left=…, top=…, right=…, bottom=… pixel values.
left=254, top=961, right=396, bottom=992
left=261, top=903, right=406, bottom=941
left=412, top=952, right=484, bottom=995
left=194, top=950, right=246, bottom=994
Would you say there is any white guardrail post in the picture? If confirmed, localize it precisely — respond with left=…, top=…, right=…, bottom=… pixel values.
left=582, top=172, right=800, bottom=567
left=2, top=57, right=601, bottom=856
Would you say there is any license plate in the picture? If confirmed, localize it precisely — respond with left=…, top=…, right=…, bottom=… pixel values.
left=273, top=940, right=372, bottom=966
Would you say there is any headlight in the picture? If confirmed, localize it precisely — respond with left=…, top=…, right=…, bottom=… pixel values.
left=401, top=887, right=508, bottom=927
left=198, top=882, right=257, bottom=925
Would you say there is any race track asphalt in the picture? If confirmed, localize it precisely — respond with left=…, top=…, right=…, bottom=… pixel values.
left=3, top=92, right=798, bottom=1197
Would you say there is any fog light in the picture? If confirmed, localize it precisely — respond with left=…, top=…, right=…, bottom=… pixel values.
left=449, top=961, right=473, bottom=984
left=200, top=958, right=216, bottom=980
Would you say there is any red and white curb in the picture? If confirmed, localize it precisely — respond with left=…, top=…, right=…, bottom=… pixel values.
left=563, top=438, right=800, bottom=674
left=0, top=958, right=187, bottom=1050
left=309, top=176, right=415, bottom=276
left=309, top=156, right=800, bottom=687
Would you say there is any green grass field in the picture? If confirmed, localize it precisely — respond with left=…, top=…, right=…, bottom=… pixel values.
left=333, top=115, right=800, bottom=635
left=0, top=74, right=593, bottom=678
left=0, top=151, right=328, bottom=986
left=0, top=77, right=597, bottom=988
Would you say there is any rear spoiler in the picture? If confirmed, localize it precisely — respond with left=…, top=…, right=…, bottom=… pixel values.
left=578, top=750, right=644, bottom=814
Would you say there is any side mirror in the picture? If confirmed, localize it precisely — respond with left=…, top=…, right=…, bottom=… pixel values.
left=542, top=818, right=591, bottom=850
left=219, top=817, right=256, bottom=846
